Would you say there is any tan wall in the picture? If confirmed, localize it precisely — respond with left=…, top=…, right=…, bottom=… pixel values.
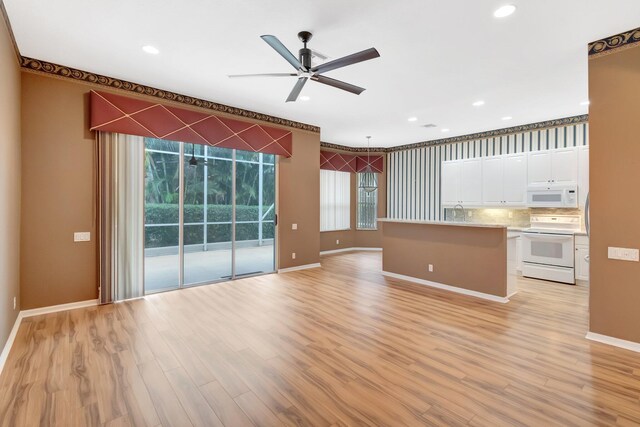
left=381, top=222, right=507, bottom=297
left=0, top=13, right=21, bottom=347
left=588, top=45, right=640, bottom=342
left=319, top=151, right=386, bottom=252
left=278, top=132, right=321, bottom=269
left=20, top=71, right=320, bottom=308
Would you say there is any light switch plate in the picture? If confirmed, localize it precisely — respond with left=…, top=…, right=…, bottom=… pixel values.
left=608, top=247, right=639, bottom=262
left=292, top=223, right=298, bottom=230
left=74, top=232, right=91, bottom=242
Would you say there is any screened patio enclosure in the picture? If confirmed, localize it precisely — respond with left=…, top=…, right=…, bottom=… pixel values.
left=144, top=138, right=276, bottom=293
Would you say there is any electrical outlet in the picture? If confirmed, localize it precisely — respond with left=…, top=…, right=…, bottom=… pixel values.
left=428, top=264, right=434, bottom=272
left=292, top=223, right=298, bottom=230
left=508, top=212, right=513, bottom=219
left=336, top=239, right=340, bottom=245
left=608, top=247, right=639, bottom=262
left=468, top=211, right=473, bottom=218
left=292, top=252, right=296, bottom=260
left=74, top=232, right=91, bottom=242
left=13, top=297, right=16, bottom=310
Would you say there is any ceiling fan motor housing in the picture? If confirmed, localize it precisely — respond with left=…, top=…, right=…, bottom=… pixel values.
left=299, top=47, right=312, bottom=70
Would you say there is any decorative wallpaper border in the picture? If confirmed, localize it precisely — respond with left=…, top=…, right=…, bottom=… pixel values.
left=322, top=114, right=589, bottom=153
left=20, top=56, right=320, bottom=133
left=588, top=27, right=640, bottom=58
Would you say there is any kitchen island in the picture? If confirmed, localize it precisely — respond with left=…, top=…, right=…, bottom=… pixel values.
left=378, top=218, right=517, bottom=302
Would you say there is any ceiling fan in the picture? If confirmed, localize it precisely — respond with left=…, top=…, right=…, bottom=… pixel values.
left=229, top=31, right=380, bottom=102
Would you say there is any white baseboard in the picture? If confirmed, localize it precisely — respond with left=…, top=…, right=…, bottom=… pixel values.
left=278, top=263, right=322, bottom=273
left=20, top=299, right=99, bottom=318
left=0, top=298, right=99, bottom=375
left=585, top=332, right=640, bottom=353
left=320, top=247, right=382, bottom=256
left=381, top=271, right=510, bottom=303
left=0, top=313, right=23, bottom=376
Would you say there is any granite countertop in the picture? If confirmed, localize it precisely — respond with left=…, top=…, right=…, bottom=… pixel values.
left=377, top=218, right=506, bottom=229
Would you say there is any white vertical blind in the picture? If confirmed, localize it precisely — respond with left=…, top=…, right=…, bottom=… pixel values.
left=320, top=170, right=351, bottom=231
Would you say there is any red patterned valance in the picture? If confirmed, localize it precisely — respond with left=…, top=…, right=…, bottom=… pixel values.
left=320, top=151, right=383, bottom=173
left=90, top=91, right=293, bottom=157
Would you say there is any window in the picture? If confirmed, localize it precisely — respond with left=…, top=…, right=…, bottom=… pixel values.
left=320, top=170, right=350, bottom=231
left=357, top=172, right=378, bottom=229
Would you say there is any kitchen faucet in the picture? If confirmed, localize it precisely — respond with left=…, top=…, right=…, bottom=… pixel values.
left=453, top=204, right=466, bottom=222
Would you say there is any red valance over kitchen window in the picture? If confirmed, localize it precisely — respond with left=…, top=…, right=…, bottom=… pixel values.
left=90, top=90, right=293, bottom=157
left=320, top=150, right=383, bottom=173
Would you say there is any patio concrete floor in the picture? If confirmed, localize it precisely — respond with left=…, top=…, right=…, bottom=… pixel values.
left=144, top=244, right=275, bottom=293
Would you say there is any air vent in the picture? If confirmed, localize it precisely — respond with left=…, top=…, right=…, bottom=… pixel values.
left=421, top=124, right=437, bottom=128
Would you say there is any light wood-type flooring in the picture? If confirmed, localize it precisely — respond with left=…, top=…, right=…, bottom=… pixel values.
left=1, top=251, right=640, bottom=426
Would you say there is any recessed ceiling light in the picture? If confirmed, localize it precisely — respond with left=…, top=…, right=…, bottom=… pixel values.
left=441, top=128, right=450, bottom=133
left=300, top=95, right=310, bottom=101
left=408, top=117, right=418, bottom=122
left=580, top=100, right=590, bottom=106
left=142, top=45, right=160, bottom=55
left=502, top=116, right=513, bottom=121
left=472, top=100, right=485, bottom=107
left=494, top=4, right=516, bottom=18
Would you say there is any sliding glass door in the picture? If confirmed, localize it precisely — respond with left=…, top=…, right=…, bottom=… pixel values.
left=144, top=139, right=276, bottom=294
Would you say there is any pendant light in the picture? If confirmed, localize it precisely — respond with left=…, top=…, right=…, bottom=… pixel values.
left=359, top=136, right=378, bottom=193
left=188, top=143, right=198, bottom=167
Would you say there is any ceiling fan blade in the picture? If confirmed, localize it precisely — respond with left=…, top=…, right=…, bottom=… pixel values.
left=311, top=75, right=365, bottom=95
left=286, top=77, right=308, bottom=102
left=261, top=35, right=304, bottom=70
left=228, top=73, right=298, bottom=78
left=311, top=47, right=380, bottom=74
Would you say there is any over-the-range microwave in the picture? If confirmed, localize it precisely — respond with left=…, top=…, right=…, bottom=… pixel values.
left=526, top=184, right=578, bottom=208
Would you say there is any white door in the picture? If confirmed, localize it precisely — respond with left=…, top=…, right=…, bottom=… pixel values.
left=578, top=146, right=589, bottom=208
left=460, top=158, right=483, bottom=205
left=441, top=161, right=461, bottom=206
left=551, top=148, right=578, bottom=185
left=503, top=154, right=528, bottom=205
left=527, top=151, right=552, bottom=186
left=482, top=156, right=504, bottom=206
left=575, top=245, right=589, bottom=281
left=516, top=236, right=523, bottom=272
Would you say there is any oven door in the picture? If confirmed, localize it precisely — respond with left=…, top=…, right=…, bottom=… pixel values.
left=522, top=233, right=574, bottom=267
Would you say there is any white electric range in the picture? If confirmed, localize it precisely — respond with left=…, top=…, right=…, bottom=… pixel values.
left=522, top=215, right=582, bottom=284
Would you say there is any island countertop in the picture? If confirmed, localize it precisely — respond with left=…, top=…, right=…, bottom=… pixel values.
left=377, top=218, right=507, bottom=229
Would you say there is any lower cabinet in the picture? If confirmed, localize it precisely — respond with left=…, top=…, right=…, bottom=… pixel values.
left=575, top=235, right=589, bottom=281
left=516, top=236, right=523, bottom=272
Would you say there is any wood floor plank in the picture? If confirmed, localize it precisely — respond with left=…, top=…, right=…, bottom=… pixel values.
left=199, top=381, right=254, bottom=427
left=1, top=251, right=640, bottom=426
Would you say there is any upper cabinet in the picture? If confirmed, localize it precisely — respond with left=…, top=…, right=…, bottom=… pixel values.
left=482, top=154, right=527, bottom=206
left=441, top=146, right=585, bottom=209
left=442, top=159, right=482, bottom=207
left=527, top=147, right=578, bottom=187
left=578, top=145, right=589, bottom=208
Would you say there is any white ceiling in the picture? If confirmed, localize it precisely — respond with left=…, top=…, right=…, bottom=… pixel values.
left=5, top=0, right=640, bottom=147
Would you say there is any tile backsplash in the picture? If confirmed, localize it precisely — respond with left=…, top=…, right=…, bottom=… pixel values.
left=444, top=207, right=584, bottom=228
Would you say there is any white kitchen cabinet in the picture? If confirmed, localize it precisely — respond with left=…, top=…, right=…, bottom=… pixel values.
left=527, top=151, right=553, bottom=186
left=441, top=161, right=461, bottom=206
left=527, top=147, right=578, bottom=187
left=481, top=156, right=503, bottom=205
left=442, top=159, right=482, bottom=206
left=516, top=235, right=523, bottom=272
left=578, top=145, right=589, bottom=208
left=575, top=235, right=589, bottom=281
left=552, top=148, right=578, bottom=185
left=460, top=159, right=483, bottom=205
left=482, top=154, right=527, bottom=206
